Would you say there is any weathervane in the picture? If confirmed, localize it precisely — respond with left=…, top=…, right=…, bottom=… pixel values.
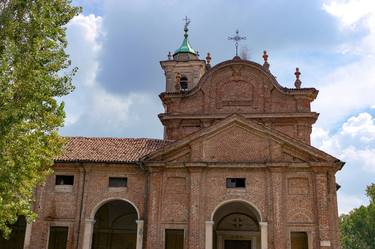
left=183, top=16, right=191, bottom=37
left=228, top=29, right=246, bottom=56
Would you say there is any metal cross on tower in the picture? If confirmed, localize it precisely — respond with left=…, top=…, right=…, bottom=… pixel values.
left=228, top=29, right=246, bottom=56
left=183, top=16, right=191, bottom=36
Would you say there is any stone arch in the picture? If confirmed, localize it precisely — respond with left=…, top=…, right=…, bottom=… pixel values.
left=89, top=197, right=140, bottom=220
left=210, top=199, right=263, bottom=222
left=91, top=199, right=139, bottom=249
left=206, top=199, right=266, bottom=249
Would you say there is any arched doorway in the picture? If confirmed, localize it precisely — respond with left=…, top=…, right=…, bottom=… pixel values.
left=211, top=200, right=263, bottom=249
left=0, top=216, right=26, bottom=249
left=91, top=200, right=138, bottom=249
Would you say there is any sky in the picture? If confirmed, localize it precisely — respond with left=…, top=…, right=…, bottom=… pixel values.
left=61, top=0, right=375, bottom=214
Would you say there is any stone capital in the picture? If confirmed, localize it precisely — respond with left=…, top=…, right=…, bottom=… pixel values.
left=85, top=219, right=96, bottom=224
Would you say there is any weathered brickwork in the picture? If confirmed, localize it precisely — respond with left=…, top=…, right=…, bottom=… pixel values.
left=26, top=45, right=343, bottom=249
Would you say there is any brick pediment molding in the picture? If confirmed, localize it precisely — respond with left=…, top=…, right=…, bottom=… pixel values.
left=143, top=114, right=343, bottom=168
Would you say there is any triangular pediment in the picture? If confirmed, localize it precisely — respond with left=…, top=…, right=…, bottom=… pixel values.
left=144, top=115, right=340, bottom=165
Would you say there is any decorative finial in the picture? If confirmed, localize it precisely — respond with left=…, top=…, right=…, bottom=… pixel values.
left=206, top=52, right=212, bottom=68
left=175, top=72, right=181, bottom=91
left=168, top=51, right=172, bottom=60
left=196, top=50, right=200, bottom=57
left=228, top=29, right=246, bottom=57
left=263, top=50, right=268, bottom=63
left=294, top=67, right=302, bottom=88
left=183, top=16, right=190, bottom=38
left=263, top=50, right=270, bottom=70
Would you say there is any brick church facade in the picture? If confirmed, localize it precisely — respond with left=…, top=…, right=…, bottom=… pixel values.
left=3, top=24, right=343, bottom=249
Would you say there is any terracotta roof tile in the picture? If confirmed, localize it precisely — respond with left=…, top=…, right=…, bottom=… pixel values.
left=56, top=137, right=171, bottom=163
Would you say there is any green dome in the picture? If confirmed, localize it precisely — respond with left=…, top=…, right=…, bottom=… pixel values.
left=173, top=35, right=197, bottom=56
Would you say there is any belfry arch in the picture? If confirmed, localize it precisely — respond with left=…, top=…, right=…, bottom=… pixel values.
left=205, top=200, right=268, bottom=249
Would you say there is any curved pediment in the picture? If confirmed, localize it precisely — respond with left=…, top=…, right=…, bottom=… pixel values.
left=160, top=58, right=318, bottom=115
left=195, top=58, right=286, bottom=96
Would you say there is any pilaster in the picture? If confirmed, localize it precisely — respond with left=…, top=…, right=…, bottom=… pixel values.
left=188, top=167, right=203, bottom=249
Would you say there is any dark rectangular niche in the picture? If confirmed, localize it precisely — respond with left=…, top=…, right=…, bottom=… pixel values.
left=226, top=178, right=246, bottom=188
left=55, top=175, right=74, bottom=185
left=108, top=177, right=128, bottom=187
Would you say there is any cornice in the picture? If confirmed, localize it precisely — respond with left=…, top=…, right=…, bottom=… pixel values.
left=158, top=112, right=319, bottom=122
left=143, top=161, right=341, bottom=169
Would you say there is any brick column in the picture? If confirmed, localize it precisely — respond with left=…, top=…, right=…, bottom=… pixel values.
left=315, top=171, right=331, bottom=248
left=146, top=168, right=162, bottom=249
left=188, top=168, right=202, bottom=249
left=271, top=168, right=286, bottom=248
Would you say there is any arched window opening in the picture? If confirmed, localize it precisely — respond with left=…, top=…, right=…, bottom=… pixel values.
left=92, top=200, right=138, bottom=249
left=180, top=76, right=188, bottom=92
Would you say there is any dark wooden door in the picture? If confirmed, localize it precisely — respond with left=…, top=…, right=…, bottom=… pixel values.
left=224, top=240, right=252, bottom=249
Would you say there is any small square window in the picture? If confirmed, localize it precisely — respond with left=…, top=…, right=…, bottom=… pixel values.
left=109, top=177, right=127, bottom=187
left=226, top=178, right=246, bottom=188
left=55, top=175, right=74, bottom=185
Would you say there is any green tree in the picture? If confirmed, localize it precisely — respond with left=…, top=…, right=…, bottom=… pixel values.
left=340, top=184, right=375, bottom=249
left=0, top=0, right=80, bottom=237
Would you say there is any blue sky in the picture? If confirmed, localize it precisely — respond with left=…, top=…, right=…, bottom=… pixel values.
left=62, top=0, right=375, bottom=214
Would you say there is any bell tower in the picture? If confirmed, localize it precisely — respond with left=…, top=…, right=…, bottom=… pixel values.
left=160, top=17, right=207, bottom=92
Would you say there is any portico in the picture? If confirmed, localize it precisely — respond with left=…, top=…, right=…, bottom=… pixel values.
left=205, top=200, right=268, bottom=249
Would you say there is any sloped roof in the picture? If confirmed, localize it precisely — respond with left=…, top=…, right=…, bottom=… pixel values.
left=56, top=137, right=171, bottom=163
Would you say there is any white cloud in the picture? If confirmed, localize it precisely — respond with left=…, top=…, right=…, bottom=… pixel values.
left=68, top=14, right=103, bottom=50
left=323, top=0, right=375, bottom=27
left=313, top=112, right=375, bottom=171
left=341, top=113, right=375, bottom=141
left=312, top=112, right=375, bottom=213
left=313, top=0, right=375, bottom=128
left=66, top=14, right=102, bottom=87
left=340, top=146, right=375, bottom=173
left=60, top=14, right=163, bottom=137
left=337, top=192, right=368, bottom=214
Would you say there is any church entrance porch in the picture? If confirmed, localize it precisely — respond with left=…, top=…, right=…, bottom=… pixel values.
left=205, top=200, right=267, bottom=249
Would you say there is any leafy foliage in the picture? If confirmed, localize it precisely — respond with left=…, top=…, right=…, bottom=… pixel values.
left=340, top=184, right=375, bottom=249
left=0, top=0, right=80, bottom=238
